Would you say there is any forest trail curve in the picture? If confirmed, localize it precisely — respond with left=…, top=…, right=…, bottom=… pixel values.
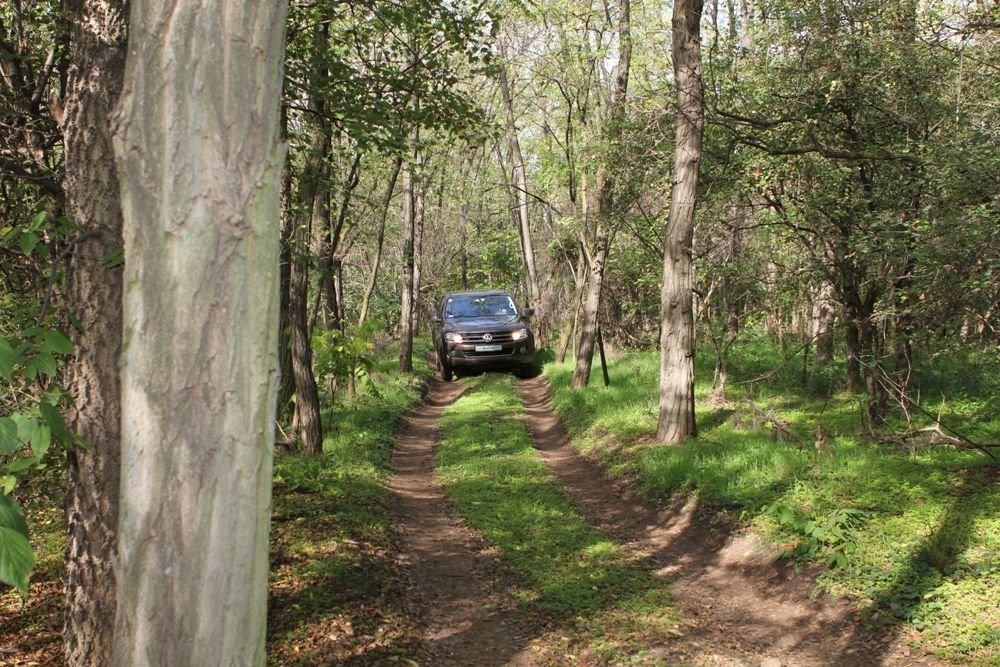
left=515, top=375, right=941, bottom=667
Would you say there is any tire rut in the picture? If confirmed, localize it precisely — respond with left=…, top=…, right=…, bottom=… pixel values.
left=390, top=377, right=538, bottom=667
left=515, top=375, right=939, bottom=667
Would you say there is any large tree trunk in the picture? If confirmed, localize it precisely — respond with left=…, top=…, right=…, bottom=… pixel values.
left=656, top=0, right=704, bottom=443
left=571, top=0, right=631, bottom=389
left=110, top=0, right=287, bottom=663
left=60, top=2, right=127, bottom=663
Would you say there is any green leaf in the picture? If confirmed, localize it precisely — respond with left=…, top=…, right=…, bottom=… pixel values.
left=28, top=210, right=48, bottom=232
left=6, top=456, right=38, bottom=473
left=30, top=425, right=51, bottom=459
left=0, top=337, right=19, bottom=380
left=26, top=352, right=57, bottom=378
left=12, top=414, right=36, bottom=444
left=39, top=402, right=73, bottom=446
left=19, top=232, right=39, bottom=255
left=0, top=418, right=18, bottom=455
left=0, top=477, right=14, bottom=495
left=102, top=249, right=124, bottom=268
left=0, top=525, right=34, bottom=596
left=40, top=330, right=74, bottom=355
left=0, top=494, right=28, bottom=536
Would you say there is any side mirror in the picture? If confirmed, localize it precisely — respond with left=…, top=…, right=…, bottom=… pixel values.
left=522, top=307, right=535, bottom=318
left=431, top=315, right=442, bottom=324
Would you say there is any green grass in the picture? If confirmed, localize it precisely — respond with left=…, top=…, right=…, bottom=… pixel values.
left=435, top=373, right=679, bottom=664
left=544, top=340, right=1000, bottom=665
left=267, top=349, right=431, bottom=665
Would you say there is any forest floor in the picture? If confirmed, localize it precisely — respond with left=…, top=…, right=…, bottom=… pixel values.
left=1, top=362, right=983, bottom=666
left=393, top=375, right=944, bottom=666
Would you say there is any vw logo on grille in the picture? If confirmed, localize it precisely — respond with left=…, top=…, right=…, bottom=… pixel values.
left=482, top=333, right=493, bottom=342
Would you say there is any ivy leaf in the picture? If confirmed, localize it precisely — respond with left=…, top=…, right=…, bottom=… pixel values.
left=39, top=402, right=73, bottom=446
left=40, top=330, right=74, bottom=355
left=0, top=494, right=28, bottom=536
left=19, top=232, right=39, bottom=255
left=6, top=456, right=38, bottom=473
left=11, top=414, right=36, bottom=444
left=26, top=352, right=57, bottom=378
left=0, top=337, right=19, bottom=380
left=0, top=418, right=18, bottom=455
left=0, top=525, right=34, bottom=596
left=30, top=425, right=51, bottom=459
left=27, top=210, right=48, bottom=233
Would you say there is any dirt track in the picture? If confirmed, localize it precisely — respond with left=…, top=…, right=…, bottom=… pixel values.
left=391, top=375, right=940, bottom=666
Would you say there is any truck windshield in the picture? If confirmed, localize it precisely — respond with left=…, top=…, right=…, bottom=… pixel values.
left=445, top=294, right=518, bottom=319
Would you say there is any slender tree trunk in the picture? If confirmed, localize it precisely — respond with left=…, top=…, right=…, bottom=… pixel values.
left=657, top=0, right=704, bottom=443
left=61, top=2, right=127, bottom=663
left=572, top=225, right=611, bottom=387
left=411, top=162, right=425, bottom=336
left=571, top=0, right=631, bottom=388
left=498, top=63, right=540, bottom=307
left=277, top=107, right=296, bottom=422
left=358, top=155, right=403, bottom=326
left=321, top=152, right=361, bottom=332
left=285, top=19, right=329, bottom=454
left=812, top=282, right=836, bottom=364
left=844, top=299, right=864, bottom=393
left=399, top=153, right=416, bottom=372
left=111, top=0, right=287, bottom=662
left=289, top=133, right=325, bottom=453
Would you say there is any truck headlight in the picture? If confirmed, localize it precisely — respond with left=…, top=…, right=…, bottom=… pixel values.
left=511, top=328, right=528, bottom=341
left=445, top=332, right=464, bottom=343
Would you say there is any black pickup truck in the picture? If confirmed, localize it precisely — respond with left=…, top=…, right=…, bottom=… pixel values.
left=431, top=290, right=537, bottom=381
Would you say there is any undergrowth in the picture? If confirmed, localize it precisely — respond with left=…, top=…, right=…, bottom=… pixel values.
left=267, top=350, right=431, bottom=665
left=544, top=338, right=999, bottom=665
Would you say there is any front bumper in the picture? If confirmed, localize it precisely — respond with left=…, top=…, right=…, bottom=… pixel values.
left=443, top=340, right=535, bottom=369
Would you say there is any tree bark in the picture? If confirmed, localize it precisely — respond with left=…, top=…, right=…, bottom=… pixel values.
left=572, top=224, right=611, bottom=387
left=111, top=0, right=287, bottom=663
left=657, top=0, right=704, bottom=443
left=411, top=159, right=425, bottom=336
left=285, top=18, right=329, bottom=454
left=277, top=106, right=296, bottom=422
left=399, top=153, right=416, bottom=372
left=60, top=2, right=127, bottom=663
left=812, top=281, right=836, bottom=364
left=288, top=161, right=324, bottom=453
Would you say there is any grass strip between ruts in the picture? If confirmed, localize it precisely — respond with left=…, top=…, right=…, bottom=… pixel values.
left=435, top=373, right=680, bottom=665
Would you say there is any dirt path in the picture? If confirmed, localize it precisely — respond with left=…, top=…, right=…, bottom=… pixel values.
left=515, top=376, right=940, bottom=667
left=389, top=378, right=538, bottom=666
